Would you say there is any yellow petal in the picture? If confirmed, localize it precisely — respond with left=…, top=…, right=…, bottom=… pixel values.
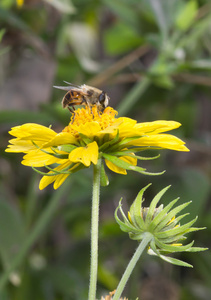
left=22, top=150, right=68, bottom=167
left=134, top=120, right=181, bottom=135
left=121, top=154, right=137, bottom=166
left=5, top=139, right=37, bottom=153
left=8, top=123, right=56, bottom=141
left=127, top=134, right=189, bottom=151
left=53, top=173, right=70, bottom=189
left=39, top=160, right=72, bottom=190
left=42, top=132, right=77, bottom=148
left=105, top=159, right=127, bottom=174
left=72, top=121, right=101, bottom=138
left=117, top=117, right=137, bottom=138
left=105, top=154, right=137, bottom=175
left=68, top=141, right=99, bottom=166
left=39, top=174, right=58, bottom=190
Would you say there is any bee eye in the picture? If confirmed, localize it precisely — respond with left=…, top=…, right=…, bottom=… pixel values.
left=99, top=92, right=105, bottom=104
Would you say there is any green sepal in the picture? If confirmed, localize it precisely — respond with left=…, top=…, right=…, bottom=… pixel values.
left=102, top=153, right=143, bottom=170
left=158, top=254, right=193, bottom=268
left=115, top=200, right=139, bottom=233
left=78, top=133, right=92, bottom=145
left=185, top=246, right=208, bottom=252
left=108, top=136, right=142, bottom=152
left=162, top=213, right=190, bottom=233
left=154, top=201, right=192, bottom=233
left=129, top=232, right=145, bottom=240
left=132, top=154, right=160, bottom=160
left=100, top=162, right=109, bottom=186
left=145, top=185, right=171, bottom=227
left=46, top=149, right=69, bottom=159
left=103, top=153, right=165, bottom=176
left=31, top=163, right=73, bottom=176
left=159, top=233, right=187, bottom=244
left=43, top=163, right=73, bottom=174
left=129, top=184, right=151, bottom=229
left=129, top=165, right=165, bottom=176
left=99, top=130, right=119, bottom=152
left=32, top=141, right=70, bottom=158
left=156, top=217, right=198, bottom=239
left=60, top=144, right=77, bottom=152
left=148, top=198, right=179, bottom=231
left=148, top=242, right=193, bottom=267
left=31, top=166, right=60, bottom=176
left=109, top=152, right=160, bottom=161
left=155, top=238, right=195, bottom=253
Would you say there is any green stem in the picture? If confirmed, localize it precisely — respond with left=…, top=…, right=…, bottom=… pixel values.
left=117, top=77, right=150, bottom=116
left=0, top=183, right=67, bottom=291
left=88, top=158, right=102, bottom=300
left=113, top=232, right=153, bottom=300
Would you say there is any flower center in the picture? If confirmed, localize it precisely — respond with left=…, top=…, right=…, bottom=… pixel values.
left=62, top=106, right=118, bottom=137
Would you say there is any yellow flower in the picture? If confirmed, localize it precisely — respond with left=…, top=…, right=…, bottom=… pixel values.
left=16, top=0, right=24, bottom=7
left=5, top=106, right=189, bottom=189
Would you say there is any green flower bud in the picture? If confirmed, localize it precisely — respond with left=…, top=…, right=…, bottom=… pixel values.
left=115, top=184, right=207, bottom=267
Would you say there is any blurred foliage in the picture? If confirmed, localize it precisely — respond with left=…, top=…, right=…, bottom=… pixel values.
left=0, top=0, right=211, bottom=299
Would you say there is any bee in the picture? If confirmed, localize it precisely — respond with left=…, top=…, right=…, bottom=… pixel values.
left=53, top=82, right=110, bottom=114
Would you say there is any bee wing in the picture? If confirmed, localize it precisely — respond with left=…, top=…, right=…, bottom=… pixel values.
left=63, top=81, right=81, bottom=88
left=53, top=85, right=72, bottom=91
left=54, top=82, right=83, bottom=91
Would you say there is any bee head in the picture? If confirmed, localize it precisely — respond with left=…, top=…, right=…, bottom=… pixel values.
left=99, top=91, right=109, bottom=109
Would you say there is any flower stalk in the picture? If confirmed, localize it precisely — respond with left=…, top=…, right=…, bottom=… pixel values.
left=113, top=232, right=153, bottom=300
left=88, top=158, right=102, bottom=300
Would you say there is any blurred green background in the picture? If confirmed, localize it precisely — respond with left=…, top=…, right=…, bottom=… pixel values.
left=0, top=0, right=211, bottom=299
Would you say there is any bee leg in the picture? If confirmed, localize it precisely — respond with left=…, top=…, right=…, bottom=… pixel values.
left=82, top=96, right=93, bottom=116
left=67, top=106, right=75, bottom=114
left=67, top=106, right=76, bottom=123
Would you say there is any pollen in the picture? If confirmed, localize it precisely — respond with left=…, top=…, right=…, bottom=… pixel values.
left=62, top=106, right=118, bottom=137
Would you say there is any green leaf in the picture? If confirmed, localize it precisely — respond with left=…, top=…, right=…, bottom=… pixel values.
left=44, top=0, right=76, bottom=14
left=104, top=21, right=143, bottom=55
left=102, top=0, right=139, bottom=27
left=0, top=110, right=55, bottom=125
left=98, top=264, right=119, bottom=291
left=0, top=29, right=6, bottom=42
left=148, top=0, right=168, bottom=40
left=0, top=200, right=25, bottom=270
left=175, top=0, right=198, bottom=31
left=153, top=74, right=175, bottom=89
